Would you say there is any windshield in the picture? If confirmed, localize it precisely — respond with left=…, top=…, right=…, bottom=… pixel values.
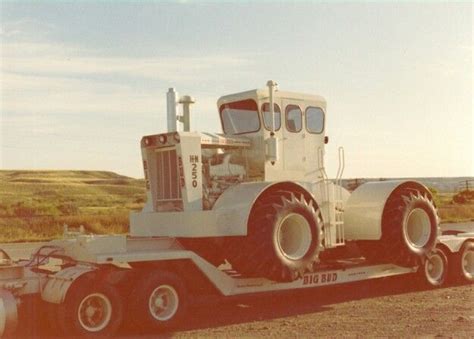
left=220, top=99, right=260, bottom=135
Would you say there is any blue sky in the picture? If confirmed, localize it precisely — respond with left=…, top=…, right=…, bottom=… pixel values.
left=1, top=2, right=472, bottom=178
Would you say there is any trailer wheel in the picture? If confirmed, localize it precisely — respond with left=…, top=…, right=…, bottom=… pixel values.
left=0, top=290, right=18, bottom=337
left=58, top=278, right=123, bottom=337
left=421, top=248, right=448, bottom=288
left=130, top=271, right=187, bottom=331
left=450, top=241, right=474, bottom=283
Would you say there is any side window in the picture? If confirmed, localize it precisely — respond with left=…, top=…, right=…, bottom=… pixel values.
left=306, top=107, right=325, bottom=134
left=261, top=103, right=281, bottom=131
left=285, top=105, right=302, bottom=133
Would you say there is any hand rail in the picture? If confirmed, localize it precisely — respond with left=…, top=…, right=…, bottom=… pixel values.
left=335, top=146, right=345, bottom=187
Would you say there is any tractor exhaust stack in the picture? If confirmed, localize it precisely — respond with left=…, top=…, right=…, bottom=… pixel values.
left=167, top=88, right=179, bottom=132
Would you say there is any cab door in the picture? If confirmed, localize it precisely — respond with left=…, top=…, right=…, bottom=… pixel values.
left=303, top=106, right=326, bottom=182
left=281, top=100, right=306, bottom=177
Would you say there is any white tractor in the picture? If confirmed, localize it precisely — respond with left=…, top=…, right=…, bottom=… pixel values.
left=130, top=80, right=439, bottom=281
left=2, top=81, right=470, bottom=338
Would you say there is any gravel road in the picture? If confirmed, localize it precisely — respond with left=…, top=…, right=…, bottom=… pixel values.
left=4, top=222, right=474, bottom=337
left=170, top=280, right=473, bottom=338
left=18, top=277, right=473, bottom=338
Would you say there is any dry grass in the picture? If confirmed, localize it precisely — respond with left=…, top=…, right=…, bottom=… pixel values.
left=0, top=170, right=472, bottom=242
left=438, top=203, right=474, bottom=223
left=0, top=170, right=144, bottom=242
left=434, top=192, right=474, bottom=223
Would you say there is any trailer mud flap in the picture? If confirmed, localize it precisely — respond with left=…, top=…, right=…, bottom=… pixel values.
left=41, top=265, right=96, bottom=304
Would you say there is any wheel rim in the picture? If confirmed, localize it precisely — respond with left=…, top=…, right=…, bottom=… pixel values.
left=425, top=253, right=444, bottom=285
left=276, top=213, right=312, bottom=260
left=461, top=247, right=474, bottom=280
left=77, top=293, right=112, bottom=332
left=148, top=285, right=179, bottom=321
left=404, top=208, right=431, bottom=249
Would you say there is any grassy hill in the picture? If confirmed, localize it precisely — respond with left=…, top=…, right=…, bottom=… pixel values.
left=0, top=170, right=145, bottom=242
left=0, top=171, right=472, bottom=242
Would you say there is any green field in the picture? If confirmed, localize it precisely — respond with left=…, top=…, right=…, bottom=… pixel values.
left=0, top=170, right=472, bottom=242
left=0, top=170, right=145, bottom=242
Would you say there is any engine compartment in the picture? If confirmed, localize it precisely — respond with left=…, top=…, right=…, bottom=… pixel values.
left=202, top=149, right=247, bottom=209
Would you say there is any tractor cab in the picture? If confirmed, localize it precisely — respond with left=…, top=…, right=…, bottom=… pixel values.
left=137, top=81, right=330, bottom=215
left=217, top=82, right=327, bottom=183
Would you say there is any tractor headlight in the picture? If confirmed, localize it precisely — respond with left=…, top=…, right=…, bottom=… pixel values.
left=158, top=135, right=167, bottom=144
left=173, top=133, right=180, bottom=143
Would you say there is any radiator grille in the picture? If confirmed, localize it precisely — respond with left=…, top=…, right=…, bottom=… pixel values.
left=156, top=149, right=181, bottom=201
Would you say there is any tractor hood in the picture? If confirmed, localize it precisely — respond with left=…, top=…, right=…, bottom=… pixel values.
left=141, top=131, right=250, bottom=150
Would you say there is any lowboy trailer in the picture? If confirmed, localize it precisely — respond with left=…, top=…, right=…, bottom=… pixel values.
left=0, top=231, right=472, bottom=337
left=1, top=82, right=473, bottom=337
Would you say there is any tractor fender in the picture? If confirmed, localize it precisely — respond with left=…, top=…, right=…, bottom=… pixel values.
left=344, top=180, right=434, bottom=241
left=213, top=181, right=316, bottom=236
left=41, top=265, right=97, bottom=304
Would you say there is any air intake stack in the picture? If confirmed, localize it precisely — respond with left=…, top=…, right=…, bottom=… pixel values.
left=167, top=88, right=178, bottom=132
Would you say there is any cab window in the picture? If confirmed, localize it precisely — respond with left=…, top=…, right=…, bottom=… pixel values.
left=220, top=99, right=260, bottom=135
left=285, top=105, right=302, bottom=133
left=262, top=103, right=281, bottom=131
left=306, top=107, right=325, bottom=134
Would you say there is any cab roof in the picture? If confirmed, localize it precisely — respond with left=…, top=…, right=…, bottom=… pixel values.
left=217, top=88, right=327, bottom=109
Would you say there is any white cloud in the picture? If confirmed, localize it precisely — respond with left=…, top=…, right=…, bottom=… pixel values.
left=1, top=27, right=254, bottom=116
left=1, top=42, right=80, bottom=57
left=0, top=18, right=56, bottom=40
left=1, top=71, right=163, bottom=114
left=2, top=45, right=250, bottom=81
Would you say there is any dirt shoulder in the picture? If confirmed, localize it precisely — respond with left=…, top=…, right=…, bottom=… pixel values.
left=170, top=277, right=473, bottom=338
left=16, top=275, right=473, bottom=338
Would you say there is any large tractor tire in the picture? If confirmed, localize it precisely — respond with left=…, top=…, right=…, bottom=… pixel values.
left=225, top=189, right=323, bottom=282
left=358, top=186, right=439, bottom=266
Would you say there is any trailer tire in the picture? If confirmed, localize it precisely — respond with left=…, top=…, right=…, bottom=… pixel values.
left=450, top=241, right=474, bottom=283
left=226, top=190, right=323, bottom=282
left=420, top=248, right=448, bottom=288
left=359, top=186, right=439, bottom=266
left=0, top=290, right=18, bottom=337
left=130, top=271, right=187, bottom=331
left=58, top=277, right=123, bottom=337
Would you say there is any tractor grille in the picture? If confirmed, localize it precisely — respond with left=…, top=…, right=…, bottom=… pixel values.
left=156, top=148, right=182, bottom=201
